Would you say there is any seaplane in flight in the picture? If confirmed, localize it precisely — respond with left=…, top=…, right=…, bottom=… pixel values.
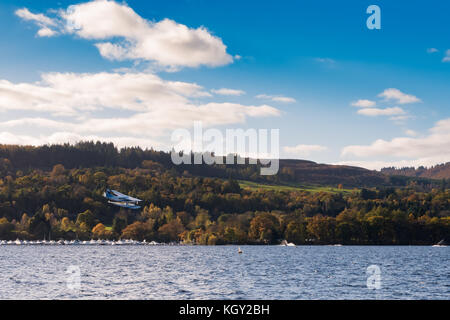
left=103, top=189, right=142, bottom=210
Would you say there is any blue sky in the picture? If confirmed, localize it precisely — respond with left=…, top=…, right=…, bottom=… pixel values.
left=0, top=0, right=449, bottom=169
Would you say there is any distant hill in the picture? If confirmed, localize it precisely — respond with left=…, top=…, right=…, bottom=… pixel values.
left=0, top=142, right=438, bottom=189
left=277, top=159, right=389, bottom=188
left=381, top=163, right=450, bottom=180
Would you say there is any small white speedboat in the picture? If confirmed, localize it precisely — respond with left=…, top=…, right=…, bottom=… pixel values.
left=286, top=242, right=296, bottom=247
left=280, top=240, right=296, bottom=246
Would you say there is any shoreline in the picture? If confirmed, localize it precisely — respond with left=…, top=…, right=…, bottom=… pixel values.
left=0, top=241, right=446, bottom=247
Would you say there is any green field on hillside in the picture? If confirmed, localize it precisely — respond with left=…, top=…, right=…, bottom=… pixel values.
left=238, top=180, right=355, bottom=194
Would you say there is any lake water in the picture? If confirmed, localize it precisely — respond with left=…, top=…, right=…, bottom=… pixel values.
left=0, top=245, right=448, bottom=300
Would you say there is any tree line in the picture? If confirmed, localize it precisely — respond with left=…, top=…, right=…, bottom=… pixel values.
left=0, top=147, right=448, bottom=244
left=1, top=142, right=439, bottom=188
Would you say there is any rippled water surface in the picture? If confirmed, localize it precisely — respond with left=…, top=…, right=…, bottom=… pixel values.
left=0, top=245, right=448, bottom=299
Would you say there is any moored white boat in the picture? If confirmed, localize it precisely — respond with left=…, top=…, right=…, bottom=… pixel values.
left=432, top=239, right=448, bottom=247
left=286, top=242, right=296, bottom=247
left=280, top=240, right=296, bottom=246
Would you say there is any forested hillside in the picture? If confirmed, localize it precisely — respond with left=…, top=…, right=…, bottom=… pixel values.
left=0, top=142, right=437, bottom=188
left=382, top=163, right=450, bottom=180
left=0, top=142, right=448, bottom=244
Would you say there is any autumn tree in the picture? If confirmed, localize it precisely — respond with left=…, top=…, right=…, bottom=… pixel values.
left=158, top=219, right=185, bottom=242
left=92, top=223, right=113, bottom=240
left=306, top=215, right=336, bottom=244
left=249, top=212, right=280, bottom=244
left=76, top=210, right=96, bottom=229
left=121, top=221, right=151, bottom=241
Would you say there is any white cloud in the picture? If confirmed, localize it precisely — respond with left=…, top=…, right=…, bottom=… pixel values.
left=351, top=99, right=376, bottom=108
left=443, top=49, right=450, bottom=62
left=427, top=48, right=438, bottom=54
left=0, top=118, right=69, bottom=130
left=315, top=57, right=336, bottom=65
left=211, top=88, right=245, bottom=96
left=0, top=72, right=211, bottom=116
left=65, top=0, right=233, bottom=68
left=15, top=8, right=59, bottom=37
left=0, top=71, right=280, bottom=147
left=283, top=144, right=327, bottom=157
left=272, top=97, right=296, bottom=103
left=15, top=8, right=56, bottom=27
left=1, top=102, right=279, bottom=136
left=357, top=107, right=405, bottom=117
left=404, top=129, right=417, bottom=137
left=0, top=131, right=166, bottom=150
left=378, top=88, right=421, bottom=104
left=16, top=1, right=234, bottom=69
left=340, top=118, right=450, bottom=169
left=37, top=27, right=57, bottom=37
left=256, top=94, right=296, bottom=103
left=389, top=114, right=412, bottom=122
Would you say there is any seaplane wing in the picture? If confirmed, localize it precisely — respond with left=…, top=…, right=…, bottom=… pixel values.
left=104, top=189, right=142, bottom=202
left=110, top=189, right=142, bottom=202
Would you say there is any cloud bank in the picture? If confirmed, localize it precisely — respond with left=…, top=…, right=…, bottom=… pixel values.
left=256, top=94, right=296, bottom=103
left=16, top=0, right=234, bottom=69
left=0, top=71, right=280, bottom=148
left=211, top=88, right=246, bottom=96
left=340, top=118, right=450, bottom=169
left=378, top=88, right=421, bottom=105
